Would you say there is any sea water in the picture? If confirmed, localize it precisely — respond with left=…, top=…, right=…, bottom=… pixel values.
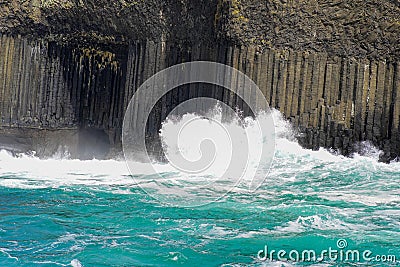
left=0, top=110, right=399, bottom=266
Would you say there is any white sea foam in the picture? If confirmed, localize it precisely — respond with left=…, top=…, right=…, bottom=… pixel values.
left=0, top=109, right=399, bottom=192
left=274, top=214, right=357, bottom=233
left=0, top=247, right=19, bottom=261
left=70, top=259, right=83, bottom=267
left=317, top=191, right=400, bottom=206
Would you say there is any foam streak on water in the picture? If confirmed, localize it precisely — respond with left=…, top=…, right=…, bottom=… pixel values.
left=0, top=110, right=399, bottom=266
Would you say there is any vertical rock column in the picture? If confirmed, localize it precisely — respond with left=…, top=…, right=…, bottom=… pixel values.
left=215, top=44, right=400, bottom=160
left=0, top=35, right=75, bottom=128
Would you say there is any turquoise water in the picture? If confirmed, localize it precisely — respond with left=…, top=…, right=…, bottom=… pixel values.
left=0, top=116, right=399, bottom=266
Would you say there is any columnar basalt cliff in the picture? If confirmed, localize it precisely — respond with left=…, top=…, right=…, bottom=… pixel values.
left=0, top=0, right=399, bottom=161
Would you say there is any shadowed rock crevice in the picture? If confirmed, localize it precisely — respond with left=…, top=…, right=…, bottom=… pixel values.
left=0, top=0, right=399, bottom=161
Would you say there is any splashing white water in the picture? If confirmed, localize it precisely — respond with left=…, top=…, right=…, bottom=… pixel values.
left=0, top=109, right=399, bottom=192
left=159, top=105, right=274, bottom=184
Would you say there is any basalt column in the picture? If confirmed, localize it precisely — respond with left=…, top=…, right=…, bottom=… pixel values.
left=0, top=35, right=129, bottom=158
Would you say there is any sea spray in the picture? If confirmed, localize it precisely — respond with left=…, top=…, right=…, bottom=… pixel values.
left=0, top=109, right=399, bottom=266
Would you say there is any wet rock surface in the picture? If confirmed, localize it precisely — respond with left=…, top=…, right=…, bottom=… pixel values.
left=0, top=0, right=399, bottom=161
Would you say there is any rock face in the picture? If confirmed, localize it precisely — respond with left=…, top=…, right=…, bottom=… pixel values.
left=0, top=0, right=399, bottom=161
left=218, top=0, right=400, bottom=60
